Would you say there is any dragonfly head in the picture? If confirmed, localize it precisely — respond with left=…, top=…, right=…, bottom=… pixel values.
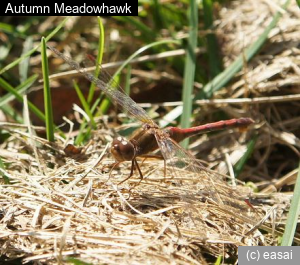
left=111, top=136, right=136, bottom=162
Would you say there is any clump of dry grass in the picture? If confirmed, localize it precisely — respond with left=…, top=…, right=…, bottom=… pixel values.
left=0, top=121, right=293, bottom=264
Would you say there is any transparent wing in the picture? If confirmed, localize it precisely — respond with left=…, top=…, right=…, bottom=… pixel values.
left=48, top=46, right=155, bottom=125
left=154, top=132, right=251, bottom=210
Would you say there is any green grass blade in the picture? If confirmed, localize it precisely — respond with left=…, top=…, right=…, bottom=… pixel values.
left=0, top=17, right=71, bottom=75
left=71, top=17, right=103, bottom=144
left=0, top=157, right=10, bottom=184
left=234, top=134, right=258, bottom=176
left=124, top=64, right=132, bottom=96
left=67, top=257, right=93, bottom=265
left=75, top=126, right=89, bottom=145
left=0, top=77, right=45, bottom=121
left=0, top=74, right=37, bottom=124
left=0, top=22, right=14, bottom=33
left=0, top=105, right=23, bottom=123
left=180, top=0, right=198, bottom=148
left=75, top=97, right=101, bottom=145
left=115, top=40, right=180, bottom=78
left=0, top=74, right=38, bottom=108
left=98, top=74, right=120, bottom=115
left=203, top=0, right=223, bottom=77
left=281, top=162, right=300, bottom=246
left=153, top=0, right=165, bottom=30
left=73, top=81, right=96, bottom=128
left=75, top=17, right=104, bottom=142
left=41, top=37, right=54, bottom=142
left=214, top=255, right=222, bottom=265
left=87, top=16, right=105, bottom=105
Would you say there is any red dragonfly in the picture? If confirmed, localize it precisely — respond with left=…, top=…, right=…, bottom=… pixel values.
left=48, top=46, right=253, bottom=202
left=110, top=117, right=253, bottom=183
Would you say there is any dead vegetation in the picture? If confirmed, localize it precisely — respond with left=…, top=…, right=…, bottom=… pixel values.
left=0, top=124, right=285, bottom=264
left=1, top=0, right=300, bottom=264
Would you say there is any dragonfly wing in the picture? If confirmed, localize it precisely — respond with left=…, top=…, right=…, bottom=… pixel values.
left=48, top=46, right=155, bottom=125
left=154, top=133, right=250, bottom=208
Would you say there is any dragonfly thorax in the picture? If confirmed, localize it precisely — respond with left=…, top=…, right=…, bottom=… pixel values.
left=111, top=136, right=136, bottom=162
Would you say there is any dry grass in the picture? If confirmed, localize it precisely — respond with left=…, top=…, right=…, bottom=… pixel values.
left=0, top=119, right=295, bottom=264
left=209, top=0, right=300, bottom=188
left=1, top=0, right=300, bottom=264
left=0, top=124, right=283, bottom=264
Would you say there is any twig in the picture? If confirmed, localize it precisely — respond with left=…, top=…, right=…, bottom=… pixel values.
left=48, top=48, right=203, bottom=81
left=137, top=94, right=300, bottom=108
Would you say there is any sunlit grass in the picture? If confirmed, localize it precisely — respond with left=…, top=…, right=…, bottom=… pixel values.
left=281, top=162, right=300, bottom=246
left=41, top=37, right=54, bottom=142
left=0, top=77, right=45, bottom=122
left=180, top=0, right=198, bottom=148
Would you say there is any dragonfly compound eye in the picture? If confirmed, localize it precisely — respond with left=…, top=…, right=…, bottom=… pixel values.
left=111, top=137, right=136, bottom=162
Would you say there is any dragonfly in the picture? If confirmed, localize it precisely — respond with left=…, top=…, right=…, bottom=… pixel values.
left=110, top=117, right=253, bottom=183
left=48, top=46, right=254, bottom=203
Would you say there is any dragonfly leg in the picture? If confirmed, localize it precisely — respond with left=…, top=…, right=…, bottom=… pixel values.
left=134, top=158, right=144, bottom=182
left=118, top=159, right=144, bottom=186
left=141, top=156, right=148, bottom=165
left=107, top=162, right=121, bottom=183
left=129, top=159, right=145, bottom=190
left=118, top=160, right=135, bottom=185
